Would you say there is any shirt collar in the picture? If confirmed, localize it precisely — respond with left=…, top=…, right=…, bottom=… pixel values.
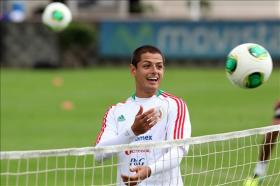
left=131, top=89, right=163, bottom=100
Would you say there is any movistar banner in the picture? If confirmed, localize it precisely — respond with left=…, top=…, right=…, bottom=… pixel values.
left=99, top=20, right=280, bottom=59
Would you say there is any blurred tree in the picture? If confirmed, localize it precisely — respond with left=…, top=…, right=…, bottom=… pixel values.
left=51, top=0, right=67, bottom=3
left=186, top=0, right=210, bottom=8
left=129, top=0, right=143, bottom=14
left=58, top=22, right=97, bottom=67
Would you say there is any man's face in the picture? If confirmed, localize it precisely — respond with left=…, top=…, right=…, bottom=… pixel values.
left=130, top=52, right=164, bottom=96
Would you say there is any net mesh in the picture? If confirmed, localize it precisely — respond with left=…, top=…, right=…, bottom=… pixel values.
left=1, top=125, right=279, bottom=186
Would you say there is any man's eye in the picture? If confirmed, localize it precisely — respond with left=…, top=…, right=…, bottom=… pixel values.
left=156, top=65, right=163, bottom=69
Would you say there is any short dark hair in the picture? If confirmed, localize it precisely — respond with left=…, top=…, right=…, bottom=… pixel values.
left=131, top=45, right=164, bottom=67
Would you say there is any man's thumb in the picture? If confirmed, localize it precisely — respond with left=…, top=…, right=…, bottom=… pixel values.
left=130, top=166, right=140, bottom=172
left=137, top=106, right=143, bottom=115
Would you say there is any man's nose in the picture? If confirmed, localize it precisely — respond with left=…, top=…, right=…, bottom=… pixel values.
left=151, top=64, right=158, bottom=72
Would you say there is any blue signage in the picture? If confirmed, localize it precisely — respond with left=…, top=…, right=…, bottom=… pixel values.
left=99, top=20, right=280, bottom=59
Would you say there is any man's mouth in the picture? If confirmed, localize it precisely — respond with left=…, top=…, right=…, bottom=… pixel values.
left=147, top=77, right=159, bottom=82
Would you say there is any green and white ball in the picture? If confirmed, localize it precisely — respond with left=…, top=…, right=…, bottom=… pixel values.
left=42, top=2, right=72, bottom=32
left=225, top=43, right=273, bottom=89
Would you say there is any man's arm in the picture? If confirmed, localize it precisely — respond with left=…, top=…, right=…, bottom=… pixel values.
left=95, top=106, right=161, bottom=161
left=94, top=105, right=137, bottom=162
left=94, top=126, right=136, bottom=162
left=253, top=101, right=280, bottom=178
left=148, top=98, right=191, bottom=175
left=259, top=102, right=280, bottom=162
left=259, top=130, right=279, bottom=162
left=149, top=146, right=185, bottom=173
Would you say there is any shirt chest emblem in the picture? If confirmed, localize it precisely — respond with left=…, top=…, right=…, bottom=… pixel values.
left=117, top=115, right=126, bottom=122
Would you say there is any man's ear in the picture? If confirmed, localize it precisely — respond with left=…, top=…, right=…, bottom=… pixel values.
left=129, top=64, right=136, bottom=76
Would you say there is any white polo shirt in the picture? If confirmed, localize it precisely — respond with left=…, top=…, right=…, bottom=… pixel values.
left=95, top=90, right=192, bottom=185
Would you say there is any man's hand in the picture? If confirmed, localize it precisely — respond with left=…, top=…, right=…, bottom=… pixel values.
left=131, top=106, right=161, bottom=136
left=121, top=166, right=151, bottom=186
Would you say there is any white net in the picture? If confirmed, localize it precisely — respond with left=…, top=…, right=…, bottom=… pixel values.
left=1, top=125, right=279, bottom=186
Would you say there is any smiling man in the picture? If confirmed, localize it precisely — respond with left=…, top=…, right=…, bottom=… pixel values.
left=95, top=45, right=192, bottom=186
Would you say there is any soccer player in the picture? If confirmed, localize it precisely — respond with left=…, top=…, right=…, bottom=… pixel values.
left=244, top=100, right=280, bottom=186
left=95, top=45, right=191, bottom=185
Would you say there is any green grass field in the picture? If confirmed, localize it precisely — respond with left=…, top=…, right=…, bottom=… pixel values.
left=1, top=67, right=279, bottom=185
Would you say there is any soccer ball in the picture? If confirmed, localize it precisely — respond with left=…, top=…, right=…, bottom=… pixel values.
left=225, top=43, right=273, bottom=89
left=42, top=2, right=72, bottom=32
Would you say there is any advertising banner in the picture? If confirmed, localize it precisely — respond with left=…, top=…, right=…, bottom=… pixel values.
left=100, top=20, right=280, bottom=59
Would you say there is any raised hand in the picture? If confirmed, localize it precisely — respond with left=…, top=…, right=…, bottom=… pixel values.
left=131, top=106, right=161, bottom=136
